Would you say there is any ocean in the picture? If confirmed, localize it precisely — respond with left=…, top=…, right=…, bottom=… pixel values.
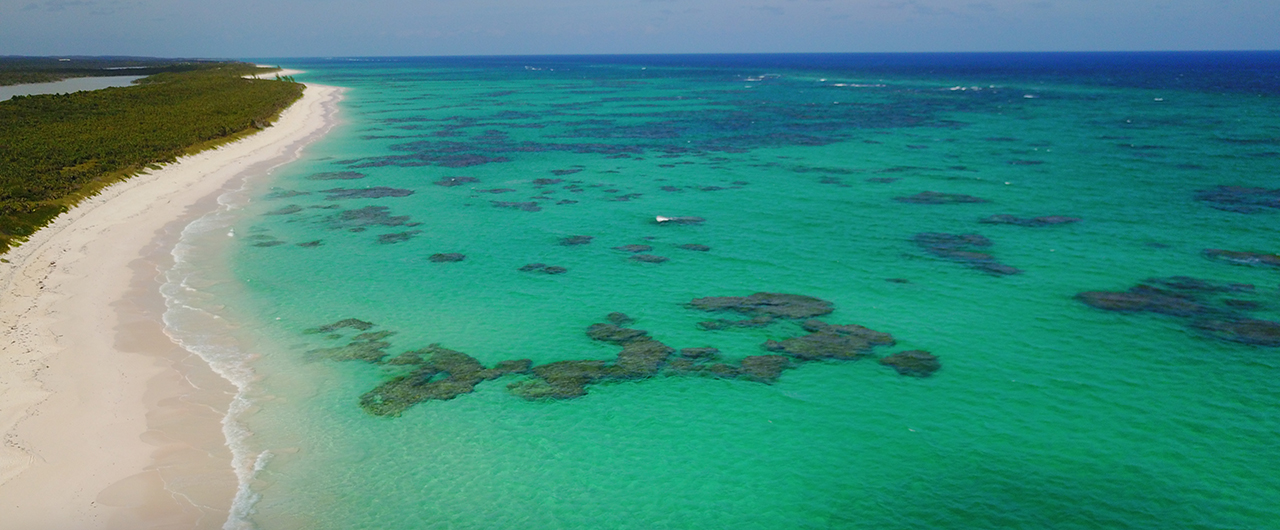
left=163, top=53, right=1280, bottom=529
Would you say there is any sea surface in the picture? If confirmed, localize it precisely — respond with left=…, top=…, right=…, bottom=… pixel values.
left=162, top=53, right=1280, bottom=530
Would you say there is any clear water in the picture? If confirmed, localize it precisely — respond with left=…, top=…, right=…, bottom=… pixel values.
left=168, top=53, right=1280, bottom=529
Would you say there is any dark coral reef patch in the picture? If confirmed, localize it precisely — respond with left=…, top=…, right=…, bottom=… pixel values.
left=307, top=171, right=366, bottom=181
left=307, top=293, right=935, bottom=416
left=1203, top=249, right=1280, bottom=268
left=894, top=191, right=988, bottom=205
left=879, top=350, right=941, bottom=377
left=913, top=233, right=1021, bottom=276
left=321, top=187, right=415, bottom=200
left=1194, top=185, right=1280, bottom=214
left=1078, top=276, right=1279, bottom=346
left=688, top=292, right=835, bottom=319
left=980, top=214, right=1080, bottom=227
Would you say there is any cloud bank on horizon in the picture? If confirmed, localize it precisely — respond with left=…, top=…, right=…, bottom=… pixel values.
left=4, top=0, right=1278, bottom=57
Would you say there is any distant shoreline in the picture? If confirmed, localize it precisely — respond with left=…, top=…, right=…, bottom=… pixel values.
left=0, top=82, right=342, bottom=529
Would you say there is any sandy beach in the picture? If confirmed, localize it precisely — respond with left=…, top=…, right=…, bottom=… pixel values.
left=0, top=82, right=342, bottom=529
left=246, top=67, right=306, bottom=80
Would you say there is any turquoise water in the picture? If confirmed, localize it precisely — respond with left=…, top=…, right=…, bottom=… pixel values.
left=168, top=54, right=1280, bottom=529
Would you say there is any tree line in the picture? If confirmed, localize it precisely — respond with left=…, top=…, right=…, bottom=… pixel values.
left=0, top=62, right=304, bottom=254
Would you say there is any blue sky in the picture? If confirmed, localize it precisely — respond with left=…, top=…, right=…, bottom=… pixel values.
left=3, top=0, right=1278, bottom=57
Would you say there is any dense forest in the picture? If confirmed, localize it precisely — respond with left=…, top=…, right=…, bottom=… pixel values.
left=0, top=56, right=217, bottom=86
left=0, top=60, right=304, bottom=254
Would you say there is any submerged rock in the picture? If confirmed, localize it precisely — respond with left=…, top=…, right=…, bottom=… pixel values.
left=1076, top=289, right=1204, bottom=317
left=738, top=355, right=793, bottom=383
left=307, top=171, right=366, bottom=180
left=265, top=205, right=304, bottom=215
left=510, top=360, right=613, bottom=400
left=1191, top=318, right=1280, bottom=346
left=377, top=230, right=422, bottom=244
left=429, top=253, right=466, bottom=262
left=360, top=345, right=499, bottom=416
left=894, top=191, right=989, bottom=204
left=265, top=189, right=311, bottom=200
left=630, top=254, right=669, bottom=263
left=492, top=201, right=541, bottom=212
left=517, top=263, right=567, bottom=274
left=879, top=350, right=941, bottom=377
left=586, top=323, right=650, bottom=345
left=559, top=235, right=593, bottom=246
left=327, top=206, right=413, bottom=230
left=689, top=292, right=834, bottom=320
left=980, top=214, right=1080, bottom=227
left=913, top=233, right=1021, bottom=276
left=612, top=339, right=676, bottom=378
left=698, top=316, right=774, bottom=330
left=679, top=347, right=719, bottom=359
left=486, top=359, right=533, bottom=377
left=1203, top=249, right=1280, bottom=268
left=321, top=187, right=414, bottom=200
left=306, top=318, right=375, bottom=334
left=764, top=320, right=894, bottom=361
left=308, top=334, right=394, bottom=363
left=1194, top=185, right=1280, bottom=213
left=314, top=294, right=926, bottom=413
left=802, top=320, right=896, bottom=345
left=1078, top=276, right=1279, bottom=347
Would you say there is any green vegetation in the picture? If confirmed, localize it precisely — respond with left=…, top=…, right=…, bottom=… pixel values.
left=0, top=56, right=214, bottom=86
left=0, top=61, right=304, bottom=254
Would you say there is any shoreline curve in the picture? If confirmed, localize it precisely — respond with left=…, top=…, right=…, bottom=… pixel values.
left=0, top=82, right=343, bottom=529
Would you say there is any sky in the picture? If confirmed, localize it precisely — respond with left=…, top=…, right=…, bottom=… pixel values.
left=2, top=0, right=1278, bottom=58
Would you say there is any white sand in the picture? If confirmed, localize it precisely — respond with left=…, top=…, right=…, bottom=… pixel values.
left=246, top=66, right=305, bottom=79
left=0, top=83, right=342, bottom=529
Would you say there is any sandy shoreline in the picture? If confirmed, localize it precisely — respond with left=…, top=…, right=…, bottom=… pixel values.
left=246, top=66, right=305, bottom=79
left=0, top=82, right=342, bottom=528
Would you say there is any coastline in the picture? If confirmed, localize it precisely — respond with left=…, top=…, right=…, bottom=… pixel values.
left=0, top=81, right=342, bottom=528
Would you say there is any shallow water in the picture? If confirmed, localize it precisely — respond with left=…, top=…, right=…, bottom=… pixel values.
left=0, top=75, right=143, bottom=101
left=170, top=53, right=1280, bottom=529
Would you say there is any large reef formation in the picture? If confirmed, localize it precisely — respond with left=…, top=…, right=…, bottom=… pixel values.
left=304, top=293, right=936, bottom=417
left=1077, top=276, right=1280, bottom=346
